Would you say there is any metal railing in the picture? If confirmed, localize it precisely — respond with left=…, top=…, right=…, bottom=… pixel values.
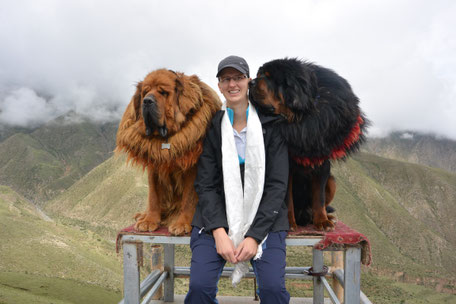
left=119, top=234, right=371, bottom=304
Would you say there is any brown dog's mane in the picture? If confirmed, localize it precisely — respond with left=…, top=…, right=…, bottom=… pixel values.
left=116, top=71, right=220, bottom=173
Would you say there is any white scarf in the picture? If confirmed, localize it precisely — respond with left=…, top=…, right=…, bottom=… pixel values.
left=221, top=102, right=266, bottom=286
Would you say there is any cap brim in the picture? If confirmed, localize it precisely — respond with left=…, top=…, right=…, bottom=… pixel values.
left=216, top=64, right=248, bottom=77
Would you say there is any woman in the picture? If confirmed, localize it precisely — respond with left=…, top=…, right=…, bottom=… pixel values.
left=185, top=55, right=290, bottom=304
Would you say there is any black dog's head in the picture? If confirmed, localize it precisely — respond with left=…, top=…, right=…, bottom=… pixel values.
left=249, top=58, right=319, bottom=121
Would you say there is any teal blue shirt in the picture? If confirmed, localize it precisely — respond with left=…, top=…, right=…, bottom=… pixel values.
left=226, top=106, right=249, bottom=164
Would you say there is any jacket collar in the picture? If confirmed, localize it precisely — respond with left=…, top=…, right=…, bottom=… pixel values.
left=258, top=111, right=282, bottom=125
left=218, top=107, right=281, bottom=126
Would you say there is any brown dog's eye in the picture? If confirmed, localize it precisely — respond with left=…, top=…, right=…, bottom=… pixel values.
left=159, top=90, right=169, bottom=97
left=142, top=86, right=151, bottom=96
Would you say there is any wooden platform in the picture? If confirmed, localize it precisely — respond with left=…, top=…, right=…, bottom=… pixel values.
left=118, top=223, right=372, bottom=304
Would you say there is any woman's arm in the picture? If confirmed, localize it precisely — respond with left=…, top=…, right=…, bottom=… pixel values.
left=194, top=125, right=229, bottom=232
left=244, top=125, right=289, bottom=242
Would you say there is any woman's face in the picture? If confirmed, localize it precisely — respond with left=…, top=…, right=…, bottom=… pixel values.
left=217, top=68, right=250, bottom=107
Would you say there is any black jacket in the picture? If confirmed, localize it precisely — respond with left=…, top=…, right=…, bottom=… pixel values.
left=191, top=110, right=289, bottom=243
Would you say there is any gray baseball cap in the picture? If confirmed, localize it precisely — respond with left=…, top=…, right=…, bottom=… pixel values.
left=216, top=55, right=250, bottom=77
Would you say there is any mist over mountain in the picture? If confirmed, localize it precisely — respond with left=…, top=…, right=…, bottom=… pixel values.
left=365, top=131, right=456, bottom=173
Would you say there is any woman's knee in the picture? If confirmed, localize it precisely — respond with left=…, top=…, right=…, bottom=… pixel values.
left=188, top=276, right=217, bottom=294
left=258, top=278, right=285, bottom=294
left=186, top=279, right=218, bottom=304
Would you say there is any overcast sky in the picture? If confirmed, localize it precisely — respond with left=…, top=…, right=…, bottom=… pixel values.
left=1, top=0, right=455, bottom=139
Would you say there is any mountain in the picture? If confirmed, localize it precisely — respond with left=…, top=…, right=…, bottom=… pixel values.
left=3, top=121, right=456, bottom=301
left=0, top=185, right=122, bottom=303
left=0, top=114, right=118, bottom=204
left=0, top=124, right=35, bottom=143
left=44, top=155, right=148, bottom=238
left=44, top=152, right=456, bottom=295
left=331, top=153, right=456, bottom=284
left=364, top=131, right=456, bottom=173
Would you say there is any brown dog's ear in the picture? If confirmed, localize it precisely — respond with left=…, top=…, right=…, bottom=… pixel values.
left=174, top=74, right=201, bottom=115
left=133, top=81, right=143, bottom=121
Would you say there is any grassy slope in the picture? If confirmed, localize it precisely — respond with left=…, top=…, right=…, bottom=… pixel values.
left=46, top=153, right=456, bottom=279
left=42, top=152, right=456, bottom=302
left=332, top=153, right=456, bottom=278
left=0, top=272, right=119, bottom=304
left=44, top=155, right=148, bottom=238
left=0, top=185, right=122, bottom=303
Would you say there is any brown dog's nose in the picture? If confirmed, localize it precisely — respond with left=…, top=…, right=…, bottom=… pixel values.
left=143, top=95, right=156, bottom=106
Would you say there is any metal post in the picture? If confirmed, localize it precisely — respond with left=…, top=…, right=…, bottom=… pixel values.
left=123, top=242, right=140, bottom=304
left=332, top=251, right=344, bottom=302
left=344, top=247, right=361, bottom=304
left=312, top=249, right=324, bottom=304
left=163, top=244, right=175, bottom=302
left=151, top=245, right=163, bottom=300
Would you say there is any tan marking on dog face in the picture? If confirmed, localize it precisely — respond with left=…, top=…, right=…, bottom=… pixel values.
left=252, top=77, right=295, bottom=121
left=255, top=78, right=282, bottom=115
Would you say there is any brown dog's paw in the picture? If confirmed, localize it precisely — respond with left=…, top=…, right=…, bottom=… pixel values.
left=134, top=212, right=160, bottom=232
left=168, top=222, right=192, bottom=236
left=168, top=211, right=193, bottom=235
left=168, top=216, right=192, bottom=235
left=313, top=218, right=335, bottom=232
left=327, top=214, right=337, bottom=222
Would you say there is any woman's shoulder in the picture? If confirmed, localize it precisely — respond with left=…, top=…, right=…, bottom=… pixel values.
left=211, top=110, right=225, bottom=125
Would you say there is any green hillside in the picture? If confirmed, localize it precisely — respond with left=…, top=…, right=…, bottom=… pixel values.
left=0, top=124, right=35, bottom=143
left=0, top=116, right=117, bottom=204
left=331, top=153, right=456, bottom=284
left=0, top=185, right=122, bottom=303
left=44, top=152, right=456, bottom=295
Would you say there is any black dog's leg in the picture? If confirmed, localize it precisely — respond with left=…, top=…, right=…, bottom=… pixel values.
left=311, top=161, right=335, bottom=231
left=287, top=172, right=298, bottom=231
left=325, top=175, right=336, bottom=221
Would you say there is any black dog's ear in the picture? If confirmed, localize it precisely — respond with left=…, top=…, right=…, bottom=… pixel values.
left=285, top=73, right=317, bottom=112
left=310, top=72, right=319, bottom=99
left=133, top=81, right=143, bottom=121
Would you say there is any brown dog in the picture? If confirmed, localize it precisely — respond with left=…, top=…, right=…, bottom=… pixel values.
left=116, top=69, right=221, bottom=235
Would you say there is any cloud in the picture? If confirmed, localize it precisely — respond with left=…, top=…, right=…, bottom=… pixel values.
left=0, top=87, right=58, bottom=127
left=1, top=0, right=455, bottom=139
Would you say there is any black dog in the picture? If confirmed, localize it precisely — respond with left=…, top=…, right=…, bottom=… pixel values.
left=249, top=58, right=368, bottom=231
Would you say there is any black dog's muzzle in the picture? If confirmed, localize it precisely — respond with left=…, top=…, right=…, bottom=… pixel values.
left=142, top=95, right=168, bottom=137
left=249, top=78, right=276, bottom=116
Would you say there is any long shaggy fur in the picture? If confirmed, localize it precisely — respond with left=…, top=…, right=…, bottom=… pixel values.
left=116, top=69, right=221, bottom=234
left=249, top=58, right=369, bottom=230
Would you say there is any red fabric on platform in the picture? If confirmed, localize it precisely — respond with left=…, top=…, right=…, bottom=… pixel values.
left=116, top=221, right=372, bottom=266
left=289, top=221, right=372, bottom=266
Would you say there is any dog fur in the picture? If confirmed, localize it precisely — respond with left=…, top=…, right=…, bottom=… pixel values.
left=116, top=69, right=221, bottom=235
left=249, top=58, right=368, bottom=231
